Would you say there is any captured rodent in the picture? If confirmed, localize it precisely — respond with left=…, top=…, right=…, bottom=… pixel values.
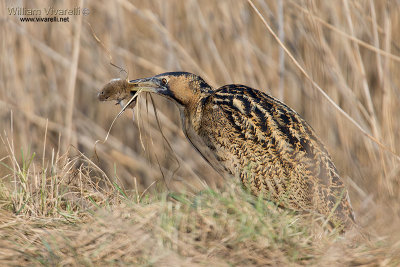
left=98, top=78, right=137, bottom=109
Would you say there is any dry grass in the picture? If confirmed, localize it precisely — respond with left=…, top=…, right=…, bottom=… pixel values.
left=1, top=0, right=400, bottom=265
left=0, top=147, right=398, bottom=266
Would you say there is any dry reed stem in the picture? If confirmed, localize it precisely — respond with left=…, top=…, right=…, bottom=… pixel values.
left=247, top=0, right=400, bottom=162
left=288, top=1, right=400, bottom=63
left=64, top=4, right=83, bottom=152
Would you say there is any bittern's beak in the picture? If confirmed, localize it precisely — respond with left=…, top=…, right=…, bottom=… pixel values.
left=129, top=77, right=167, bottom=94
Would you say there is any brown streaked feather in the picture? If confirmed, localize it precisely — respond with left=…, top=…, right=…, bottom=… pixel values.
left=190, top=84, right=355, bottom=228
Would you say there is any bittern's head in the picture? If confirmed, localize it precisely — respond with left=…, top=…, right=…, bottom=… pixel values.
left=129, top=72, right=212, bottom=108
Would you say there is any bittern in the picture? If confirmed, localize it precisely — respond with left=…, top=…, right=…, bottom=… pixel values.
left=99, top=72, right=355, bottom=229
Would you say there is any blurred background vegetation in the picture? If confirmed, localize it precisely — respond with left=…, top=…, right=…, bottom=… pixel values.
left=1, top=0, right=400, bottom=246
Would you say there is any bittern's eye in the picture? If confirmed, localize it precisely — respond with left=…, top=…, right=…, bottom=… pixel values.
left=161, top=78, right=168, bottom=85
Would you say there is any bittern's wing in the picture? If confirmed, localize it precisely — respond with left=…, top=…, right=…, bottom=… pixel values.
left=200, top=84, right=334, bottom=183
left=197, top=85, right=354, bottom=224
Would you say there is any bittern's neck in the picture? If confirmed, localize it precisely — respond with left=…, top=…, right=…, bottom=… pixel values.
left=180, top=90, right=210, bottom=133
left=184, top=90, right=210, bottom=111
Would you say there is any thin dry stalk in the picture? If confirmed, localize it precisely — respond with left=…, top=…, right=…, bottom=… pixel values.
left=64, top=5, right=83, bottom=153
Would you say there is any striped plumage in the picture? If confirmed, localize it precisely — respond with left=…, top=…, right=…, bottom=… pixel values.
left=99, top=72, right=355, bottom=229
left=197, top=85, right=354, bottom=228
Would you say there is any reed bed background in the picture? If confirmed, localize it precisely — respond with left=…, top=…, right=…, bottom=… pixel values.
left=1, top=0, right=400, bottom=265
